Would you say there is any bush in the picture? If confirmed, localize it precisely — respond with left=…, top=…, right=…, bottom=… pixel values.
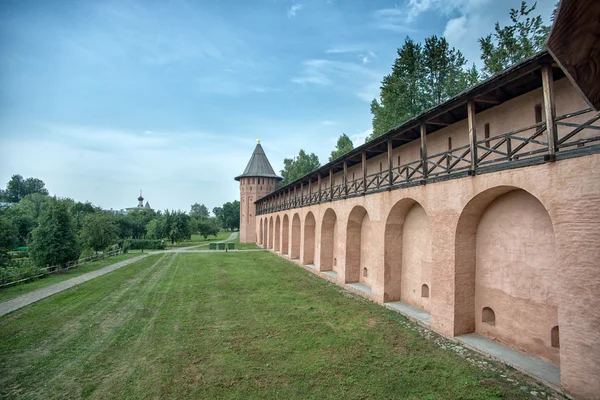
left=0, top=260, right=44, bottom=285
left=122, top=239, right=165, bottom=251
left=79, top=248, right=95, bottom=260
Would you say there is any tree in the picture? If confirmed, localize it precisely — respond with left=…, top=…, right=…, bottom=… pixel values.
left=197, top=218, right=220, bottom=239
left=329, top=133, right=354, bottom=161
left=277, top=150, right=320, bottom=188
left=218, top=201, right=240, bottom=231
left=368, top=35, right=477, bottom=141
left=80, top=213, right=118, bottom=255
left=0, top=216, right=18, bottom=266
left=149, top=210, right=191, bottom=244
left=479, top=1, right=550, bottom=77
left=29, top=199, right=79, bottom=268
left=70, top=201, right=97, bottom=232
left=190, top=203, right=209, bottom=218
left=3, top=175, right=49, bottom=203
left=212, top=207, right=222, bottom=219
left=124, top=209, right=155, bottom=239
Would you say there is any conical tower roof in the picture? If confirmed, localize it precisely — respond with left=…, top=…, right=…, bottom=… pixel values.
left=235, top=143, right=282, bottom=181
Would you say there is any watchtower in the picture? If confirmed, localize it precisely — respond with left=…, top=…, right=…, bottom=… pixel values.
left=235, top=140, right=281, bottom=243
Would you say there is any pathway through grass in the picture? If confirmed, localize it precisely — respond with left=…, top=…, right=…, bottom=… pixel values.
left=0, top=252, right=554, bottom=399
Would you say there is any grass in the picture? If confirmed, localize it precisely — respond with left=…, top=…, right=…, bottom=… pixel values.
left=0, top=252, right=546, bottom=399
left=165, top=231, right=233, bottom=248
left=0, top=253, right=142, bottom=303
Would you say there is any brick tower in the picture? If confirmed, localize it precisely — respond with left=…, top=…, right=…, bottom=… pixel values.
left=235, top=140, right=281, bottom=243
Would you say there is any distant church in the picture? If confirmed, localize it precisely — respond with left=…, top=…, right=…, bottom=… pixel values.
left=125, top=190, right=153, bottom=212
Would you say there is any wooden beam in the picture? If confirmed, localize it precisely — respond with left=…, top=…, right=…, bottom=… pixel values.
left=474, top=95, right=502, bottom=105
left=467, top=99, right=478, bottom=172
left=541, top=64, right=557, bottom=158
left=299, top=182, right=303, bottom=205
left=426, top=119, right=450, bottom=126
left=329, top=168, right=333, bottom=200
left=420, top=122, right=428, bottom=179
left=343, top=160, right=348, bottom=196
left=362, top=151, right=367, bottom=192
left=387, top=138, right=393, bottom=186
left=317, top=173, right=322, bottom=202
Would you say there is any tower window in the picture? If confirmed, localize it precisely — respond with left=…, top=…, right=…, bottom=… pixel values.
left=421, top=284, right=429, bottom=298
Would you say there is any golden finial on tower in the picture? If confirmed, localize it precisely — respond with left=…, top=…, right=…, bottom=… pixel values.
left=256, top=138, right=260, bottom=144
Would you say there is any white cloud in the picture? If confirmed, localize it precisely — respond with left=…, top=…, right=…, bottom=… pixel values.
left=288, top=4, right=303, bottom=18
left=350, top=128, right=372, bottom=146
left=372, top=7, right=416, bottom=32
left=362, top=56, right=370, bottom=65
left=321, top=120, right=338, bottom=126
left=444, top=15, right=468, bottom=42
left=325, top=45, right=364, bottom=54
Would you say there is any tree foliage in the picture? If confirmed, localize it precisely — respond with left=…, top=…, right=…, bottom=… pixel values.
left=479, top=1, right=550, bottom=77
left=81, top=213, right=119, bottom=254
left=197, top=218, right=220, bottom=239
left=277, top=150, right=320, bottom=188
left=148, top=210, right=191, bottom=244
left=0, top=216, right=18, bottom=266
left=3, top=174, right=49, bottom=203
left=190, top=203, right=210, bottom=218
left=329, top=134, right=354, bottom=162
left=369, top=36, right=478, bottom=141
left=29, top=199, right=79, bottom=268
left=218, top=201, right=240, bottom=231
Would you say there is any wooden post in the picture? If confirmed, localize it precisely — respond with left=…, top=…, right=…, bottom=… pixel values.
left=362, top=151, right=367, bottom=192
left=308, top=177, right=312, bottom=205
left=420, top=122, right=428, bottom=179
left=343, top=160, right=348, bottom=196
left=329, top=168, right=333, bottom=201
left=541, top=64, right=557, bottom=159
left=467, top=100, right=478, bottom=173
left=387, top=138, right=393, bottom=186
left=299, top=182, right=303, bottom=206
left=317, top=173, right=322, bottom=202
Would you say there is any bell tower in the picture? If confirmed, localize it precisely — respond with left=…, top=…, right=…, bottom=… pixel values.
left=235, top=139, right=281, bottom=244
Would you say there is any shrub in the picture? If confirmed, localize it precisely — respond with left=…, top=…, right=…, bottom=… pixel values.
left=0, top=260, right=44, bottom=285
left=122, top=239, right=165, bottom=251
left=79, top=248, right=95, bottom=260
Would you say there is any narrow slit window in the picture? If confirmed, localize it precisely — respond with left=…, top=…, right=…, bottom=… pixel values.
left=421, top=284, right=429, bottom=298
left=448, top=137, right=452, bottom=150
left=380, top=162, right=383, bottom=172
left=484, top=123, right=490, bottom=148
left=551, top=326, right=560, bottom=348
left=397, top=155, right=401, bottom=166
left=535, top=104, right=543, bottom=123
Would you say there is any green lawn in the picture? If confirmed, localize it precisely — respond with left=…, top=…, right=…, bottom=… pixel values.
left=165, top=231, right=232, bottom=248
left=0, top=253, right=142, bottom=303
left=231, top=231, right=260, bottom=250
left=0, top=252, right=548, bottom=399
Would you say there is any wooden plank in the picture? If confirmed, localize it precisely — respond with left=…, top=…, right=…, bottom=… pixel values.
left=467, top=100, right=478, bottom=172
left=317, top=173, right=322, bottom=201
left=387, top=139, right=393, bottom=186
left=343, top=160, right=348, bottom=195
left=541, top=63, right=558, bottom=157
left=420, top=122, right=428, bottom=179
left=362, top=151, right=367, bottom=192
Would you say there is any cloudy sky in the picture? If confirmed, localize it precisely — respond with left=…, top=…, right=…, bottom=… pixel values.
left=0, top=0, right=555, bottom=212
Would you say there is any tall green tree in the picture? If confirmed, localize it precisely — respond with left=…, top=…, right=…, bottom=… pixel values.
left=218, top=201, right=240, bottom=231
left=277, top=150, right=320, bottom=188
left=369, top=36, right=477, bottom=141
left=0, top=216, right=18, bottom=266
left=29, top=199, right=79, bottom=268
left=150, top=210, right=191, bottom=244
left=190, top=203, right=209, bottom=218
left=329, top=133, right=354, bottom=161
left=197, top=218, right=220, bottom=239
left=3, top=175, right=49, bottom=203
left=479, top=1, right=550, bottom=77
left=81, top=213, right=119, bottom=255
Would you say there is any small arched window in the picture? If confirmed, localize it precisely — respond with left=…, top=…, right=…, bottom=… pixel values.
left=363, top=267, right=368, bottom=277
left=551, top=326, right=559, bottom=348
left=482, top=307, right=495, bottom=326
left=421, top=284, right=429, bottom=298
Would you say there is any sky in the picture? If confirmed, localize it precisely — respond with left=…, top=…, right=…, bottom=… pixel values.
left=0, top=0, right=555, bottom=213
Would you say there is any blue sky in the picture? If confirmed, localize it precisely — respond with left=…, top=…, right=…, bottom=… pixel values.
left=0, top=0, right=555, bottom=212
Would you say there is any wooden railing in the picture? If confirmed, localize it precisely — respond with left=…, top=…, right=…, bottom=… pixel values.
left=256, top=107, right=600, bottom=216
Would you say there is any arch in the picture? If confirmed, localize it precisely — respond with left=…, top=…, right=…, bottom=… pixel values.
left=258, top=218, right=263, bottom=245
left=268, top=216, right=274, bottom=249
left=383, top=199, right=432, bottom=311
left=282, top=214, right=290, bottom=255
left=455, top=186, right=559, bottom=364
left=421, top=284, right=429, bottom=298
left=320, top=209, right=337, bottom=272
left=291, top=213, right=301, bottom=259
left=482, top=307, right=495, bottom=325
left=303, top=212, right=316, bottom=265
left=263, top=218, right=268, bottom=248
left=345, top=206, right=372, bottom=286
left=274, top=215, right=281, bottom=251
